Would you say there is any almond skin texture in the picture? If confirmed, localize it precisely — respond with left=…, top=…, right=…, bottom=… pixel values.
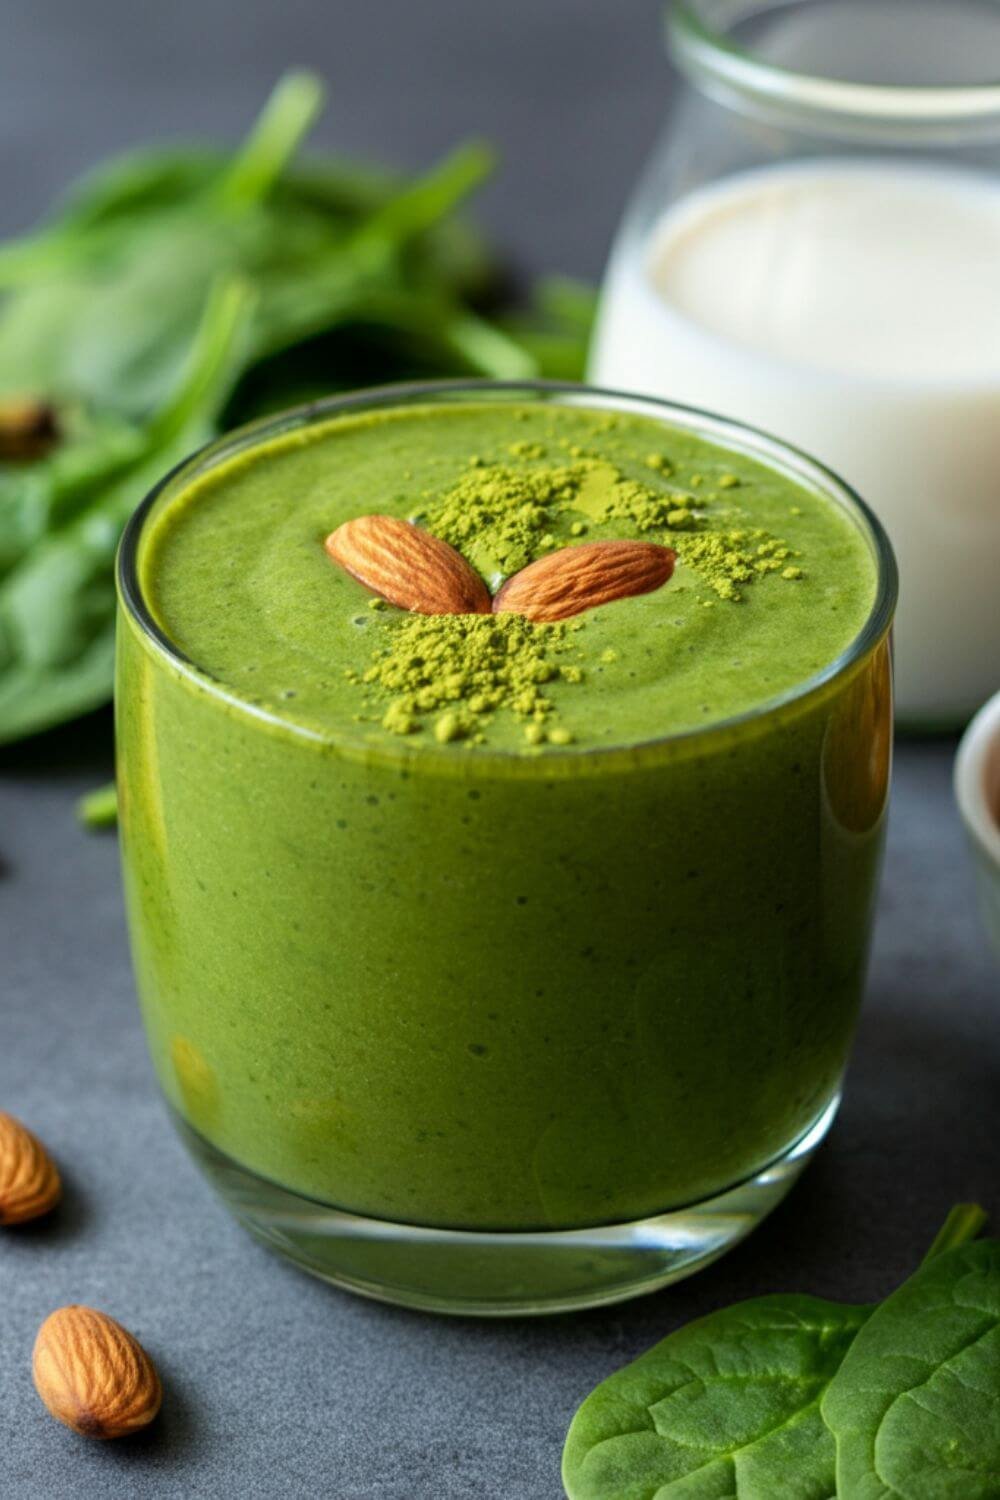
left=493, top=540, right=676, bottom=623
left=33, top=1306, right=162, bottom=1440
left=0, top=1110, right=62, bottom=1225
left=325, top=515, right=491, bottom=615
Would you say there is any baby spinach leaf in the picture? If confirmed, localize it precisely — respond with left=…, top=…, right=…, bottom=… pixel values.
left=0, top=412, right=161, bottom=584
left=0, top=71, right=595, bottom=743
left=0, top=278, right=251, bottom=743
left=822, top=1241, right=1000, bottom=1499
left=215, top=70, right=325, bottom=210
left=347, top=140, right=495, bottom=274
left=0, top=75, right=342, bottom=423
left=562, top=1206, right=990, bottom=1500
left=562, top=1294, right=868, bottom=1499
left=0, top=143, right=225, bottom=289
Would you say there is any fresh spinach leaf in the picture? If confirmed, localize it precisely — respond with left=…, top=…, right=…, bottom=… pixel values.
left=0, top=71, right=595, bottom=745
left=822, top=1241, right=1000, bottom=1498
left=0, top=77, right=326, bottom=419
left=562, top=1206, right=990, bottom=1500
left=563, top=1294, right=868, bottom=1499
left=0, top=278, right=251, bottom=742
left=214, top=71, right=325, bottom=210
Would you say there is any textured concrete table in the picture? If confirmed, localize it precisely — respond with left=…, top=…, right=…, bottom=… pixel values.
left=2, top=3, right=999, bottom=1496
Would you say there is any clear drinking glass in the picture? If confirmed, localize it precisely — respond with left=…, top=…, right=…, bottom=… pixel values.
left=592, top=0, right=1000, bottom=729
left=116, top=380, right=896, bottom=1315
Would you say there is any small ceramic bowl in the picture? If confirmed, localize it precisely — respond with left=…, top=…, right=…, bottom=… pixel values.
left=955, top=689, right=1000, bottom=965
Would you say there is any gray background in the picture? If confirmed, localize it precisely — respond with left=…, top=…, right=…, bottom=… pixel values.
left=1, top=2, right=998, bottom=1497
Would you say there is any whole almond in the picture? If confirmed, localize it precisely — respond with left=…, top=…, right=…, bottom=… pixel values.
left=493, top=540, right=676, bottom=622
left=33, top=1306, right=162, bottom=1440
left=325, top=515, right=491, bottom=615
left=0, top=1110, right=61, bottom=1225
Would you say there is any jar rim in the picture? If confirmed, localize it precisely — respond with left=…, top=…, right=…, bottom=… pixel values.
left=668, top=0, right=1000, bottom=136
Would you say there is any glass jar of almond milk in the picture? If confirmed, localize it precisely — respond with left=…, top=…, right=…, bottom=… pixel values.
left=592, top=0, right=1000, bottom=728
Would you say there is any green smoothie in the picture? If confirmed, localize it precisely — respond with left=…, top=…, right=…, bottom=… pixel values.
left=141, top=402, right=875, bottom=751
left=117, top=390, right=892, bottom=1243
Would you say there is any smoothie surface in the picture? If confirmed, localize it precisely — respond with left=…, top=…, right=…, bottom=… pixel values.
left=141, top=400, right=878, bottom=752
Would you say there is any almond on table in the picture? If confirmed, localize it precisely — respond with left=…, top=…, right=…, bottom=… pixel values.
left=0, top=1110, right=61, bottom=1225
left=33, top=1306, right=162, bottom=1440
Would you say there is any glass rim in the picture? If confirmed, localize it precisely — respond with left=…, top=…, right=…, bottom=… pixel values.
left=668, top=0, right=1000, bottom=134
left=116, top=377, right=897, bottom=769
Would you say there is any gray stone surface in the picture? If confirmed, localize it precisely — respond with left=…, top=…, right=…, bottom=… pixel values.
left=1, top=2, right=999, bottom=1496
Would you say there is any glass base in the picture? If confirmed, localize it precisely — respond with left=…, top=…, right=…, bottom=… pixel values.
left=173, top=1096, right=839, bottom=1316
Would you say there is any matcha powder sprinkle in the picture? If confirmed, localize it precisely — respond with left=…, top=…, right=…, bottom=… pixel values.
left=350, top=613, right=581, bottom=745
left=337, top=446, right=806, bottom=747
left=416, top=462, right=581, bottom=581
